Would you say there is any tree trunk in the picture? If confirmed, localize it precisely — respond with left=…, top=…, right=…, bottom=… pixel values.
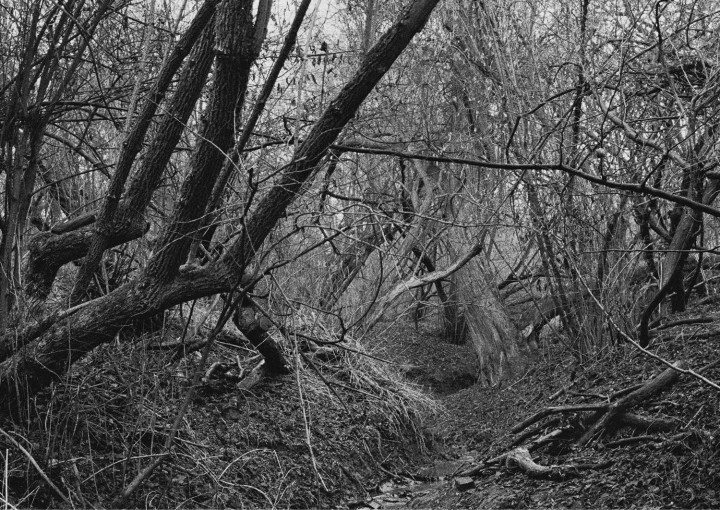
left=638, top=177, right=704, bottom=347
left=461, top=257, right=520, bottom=384
left=69, top=21, right=217, bottom=304
left=22, top=0, right=220, bottom=300
left=0, top=0, right=442, bottom=413
left=233, top=304, right=288, bottom=375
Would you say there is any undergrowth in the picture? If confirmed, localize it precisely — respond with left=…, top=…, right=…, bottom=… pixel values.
left=0, top=303, right=437, bottom=509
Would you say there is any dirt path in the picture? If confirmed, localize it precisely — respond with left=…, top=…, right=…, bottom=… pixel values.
left=355, top=320, right=720, bottom=509
left=354, top=325, right=547, bottom=508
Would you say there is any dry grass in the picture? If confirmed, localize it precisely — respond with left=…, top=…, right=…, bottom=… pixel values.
left=0, top=301, right=438, bottom=509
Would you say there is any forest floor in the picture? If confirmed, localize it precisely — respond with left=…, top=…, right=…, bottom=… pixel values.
left=356, top=307, right=720, bottom=509
left=3, top=296, right=720, bottom=508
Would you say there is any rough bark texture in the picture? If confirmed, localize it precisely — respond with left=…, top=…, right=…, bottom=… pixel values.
left=215, top=0, right=441, bottom=275
left=25, top=216, right=149, bottom=297
left=147, top=0, right=261, bottom=281
left=638, top=205, right=702, bottom=347
left=70, top=22, right=217, bottom=304
left=22, top=1, right=219, bottom=300
left=0, top=0, right=441, bottom=412
left=577, top=360, right=688, bottom=446
left=194, top=0, right=309, bottom=260
left=233, top=306, right=289, bottom=375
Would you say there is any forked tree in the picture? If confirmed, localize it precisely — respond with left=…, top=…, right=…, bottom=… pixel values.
left=0, top=0, right=441, bottom=412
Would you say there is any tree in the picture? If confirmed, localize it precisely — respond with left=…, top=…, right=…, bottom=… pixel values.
left=0, top=0, right=442, bottom=412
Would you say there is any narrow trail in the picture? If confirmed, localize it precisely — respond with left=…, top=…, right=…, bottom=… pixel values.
left=354, top=326, right=537, bottom=508
left=353, top=316, right=720, bottom=509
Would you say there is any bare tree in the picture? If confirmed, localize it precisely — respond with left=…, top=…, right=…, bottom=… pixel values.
left=0, top=0, right=441, bottom=411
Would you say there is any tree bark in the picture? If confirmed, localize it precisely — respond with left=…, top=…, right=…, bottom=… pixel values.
left=0, top=0, right=442, bottom=413
left=146, top=0, right=266, bottom=281
left=191, top=0, right=307, bottom=261
left=233, top=305, right=289, bottom=375
left=22, top=0, right=220, bottom=300
left=25, top=217, right=149, bottom=298
left=69, top=21, right=217, bottom=304
left=577, top=360, right=688, bottom=446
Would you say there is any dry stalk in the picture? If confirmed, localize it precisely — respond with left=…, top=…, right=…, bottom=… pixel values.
left=575, top=266, right=720, bottom=392
left=0, top=427, right=69, bottom=505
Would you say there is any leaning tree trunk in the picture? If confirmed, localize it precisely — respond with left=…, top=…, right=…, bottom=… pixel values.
left=395, top=159, right=462, bottom=339
left=23, top=0, right=221, bottom=300
left=0, top=0, right=442, bottom=413
left=460, top=256, right=521, bottom=385
left=69, top=20, right=220, bottom=304
left=638, top=172, right=720, bottom=347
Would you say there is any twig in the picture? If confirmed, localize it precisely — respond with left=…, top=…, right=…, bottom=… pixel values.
left=548, top=387, right=567, bottom=401
left=510, top=417, right=561, bottom=447
left=0, top=427, right=70, bottom=505
left=299, top=352, right=350, bottom=413
left=684, top=405, right=705, bottom=430
left=295, top=352, right=328, bottom=491
left=700, top=358, right=720, bottom=372
left=695, top=294, right=720, bottom=306
left=605, top=435, right=659, bottom=448
left=108, top=292, right=239, bottom=508
left=652, top=316, right=714, bottom=331
left=511, top=404, right=608, bottom=434
left=576, top=269, right=720, bottom=391
left=365, top=240, right=483, bottom=331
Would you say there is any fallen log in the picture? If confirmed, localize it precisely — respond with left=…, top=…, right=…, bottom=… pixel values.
left=511, top=403, right=608, bottom=434
left=458, top=428, right=568, bottom=477
left=577, top=360, right=688, bottom=446
left=615, top=412, right=682, bottom=434
left=460, top=360, right=690, bottom=481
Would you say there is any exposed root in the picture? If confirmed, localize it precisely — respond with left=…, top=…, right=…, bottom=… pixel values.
left=505, top=447, right=611, bottom=480
left=459, top=360, right=691, bottom=482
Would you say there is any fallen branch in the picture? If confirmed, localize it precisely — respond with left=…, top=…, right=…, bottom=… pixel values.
left=514, top=383, right=645, bottom=434
left=604, top=435, right=660, bottom=448
left=365, top=241, right=483, bottom=330
left=459, top=428, right=568, bottom=477
left=510, top=417, right=561, bottom=447
left=577, top=360, right=688, bottom=446
left=652, top=316, right=714, bottom=331
left=615, top=412, right=682, bottom=434
left=505, top=447, right=611, bottom=480
left=605, top=430, right=700, bottom=449
left=511, top=403, right=608, bottom=434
